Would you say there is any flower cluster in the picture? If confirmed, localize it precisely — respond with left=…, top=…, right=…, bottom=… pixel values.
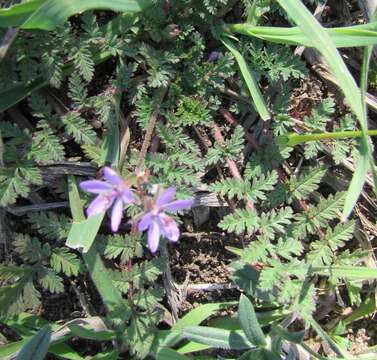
left=80, top=167, right=193, bottom=253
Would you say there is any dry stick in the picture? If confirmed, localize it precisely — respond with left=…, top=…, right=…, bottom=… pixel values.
left=135, top=86, right=168, bottom=174
left=0, top=28, right=18, bottom=61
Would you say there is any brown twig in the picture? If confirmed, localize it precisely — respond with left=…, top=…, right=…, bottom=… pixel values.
left=135, top=86, right=168, bottom=174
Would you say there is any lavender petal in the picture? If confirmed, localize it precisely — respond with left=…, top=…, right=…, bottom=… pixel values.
left=158, top=213, right=180, bottom=242
left=138, top=213, right=153, bottom=232
left=122, top=187, right=134, bottom=204
left=148, top=221, right=160, bottom=253
left=103, top=167, right=123, bottom=185
left=111, top=198, right=123, bottom=232
left=164, top=199, right=194, bottom=212
left=87, top=195, right=113, bottom=217
left=157, top=187, right=176, bottom=207
left=80, top=180, right=113, bottom=194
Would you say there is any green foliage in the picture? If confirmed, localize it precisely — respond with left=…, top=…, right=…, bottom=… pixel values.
left=248, top=43, right=308, bottom=83
left=97, top=233, right=143, bottom=262
left=206, top=126, right=245, bottom=165
left=0, top=265, right=41, bottom=315
left=293, top=191, right=346, bottom=239
left=219, top=208, right=259, bottom=234
left=0, top=2, right=373, bottom=359
left=50, top=248, right=82, bottom=277
left=210, top=170, right=278, bottom=202
left=175, top=96, right=210, bottom=126
left=302, top=98, right=335, bottom=159
left=62, top=112, right=97, bottom=145
left=27, top=212, right=71, bottom=241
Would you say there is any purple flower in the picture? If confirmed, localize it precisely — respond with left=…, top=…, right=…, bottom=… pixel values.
left=138, top=187, right=193, bottom=253
left=208, top=51, right=221, bottom=62
left=80, top=167, right=134, bottom=232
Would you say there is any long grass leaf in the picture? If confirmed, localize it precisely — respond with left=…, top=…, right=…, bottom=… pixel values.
left=0, top=0, right=43, bottom=28
left=0, top=0, right=152, bottom=30
left=221, top=37, right=270, bottom=120
left=228, top=22, right=377, bottom=48
left=16, top=325, right=52, bottom=360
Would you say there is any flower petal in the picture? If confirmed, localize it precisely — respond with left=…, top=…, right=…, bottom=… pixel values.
left=111, top=198, right=123, bottom=232
left=103, top=167, right=123, bottom=185
left=148, top=221, right=160, bottom=253
left=164, top=199, right=194, bottom=212
left=87, top=194, right=113, bottom=217
left=156, top=187, right=176, bottom=207
left=80, top=180, right=113, bottom=194
left=138, top=213, right=153, bottom=232
left=122, top=187, right=134, bottom=204
left=158, top=213, right=180, bottom=242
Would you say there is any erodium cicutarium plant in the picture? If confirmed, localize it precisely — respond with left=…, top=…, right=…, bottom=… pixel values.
left=80, top=167, right=193, bottom=253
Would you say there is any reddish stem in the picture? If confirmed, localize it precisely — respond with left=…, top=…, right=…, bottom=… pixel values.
left=135, top=86, right=168, bottom=174
left=219, top=108, right=262, bottom=151
left=212, top=122, right=254, bottom=209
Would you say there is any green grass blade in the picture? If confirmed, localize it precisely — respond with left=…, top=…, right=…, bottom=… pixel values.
left=0, top=0, right=152, bottom=30
left=275, top=0, right=373, bottom=219
left=221, top=37, right=270, bottom=120
left=304, top=317, right=352, bottom=359
left=177, top=341, right=212, bottom=355
left=67, top=324, right=116, bottom=341
left=238, top=294, right=266, bottom=346
left=66, top=175, right=104, bottom=252
left=182, top=326, right=254, bottom=350
left=16, top=325, right=52, bottom=360
left=174, top=302, right=237, bottom=331
left=312, top=265, right=377, bottom=280
left=0, top=77, right=47, bottom=113
left=360, top=10, right=377, bottom=204
left=156, top=348, right=191, bottom=360
left=342, top=139, right=369, bottom=219
left=0, top=0, right=43, bottom=28
left=228, top=22, right=377, bottom=48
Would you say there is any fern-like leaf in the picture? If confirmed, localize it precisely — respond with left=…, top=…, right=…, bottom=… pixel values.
left=50, top=248, right=82, bottom=277
left=37, top=266, right=64, bottom=294
left=288, top=166, right=327, bottom=202
left=259, top=207, right=293, bottom=240
left=14, top=234, right=51, bottom=263
left=219, top=208, right=259, bottom=234
left=27, top=212, right=71, bottom=241
left=62, top=112, right=96, bottom=145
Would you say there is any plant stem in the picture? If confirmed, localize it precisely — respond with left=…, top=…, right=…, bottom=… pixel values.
left=135, top=86, right=168, bottom=174
left=212, top=122, right=254, bottom=209
left=285, top=129, right=377, bottom=146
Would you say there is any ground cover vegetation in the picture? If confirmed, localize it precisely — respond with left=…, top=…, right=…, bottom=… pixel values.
left=1, top=0, right=377, bottom=359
